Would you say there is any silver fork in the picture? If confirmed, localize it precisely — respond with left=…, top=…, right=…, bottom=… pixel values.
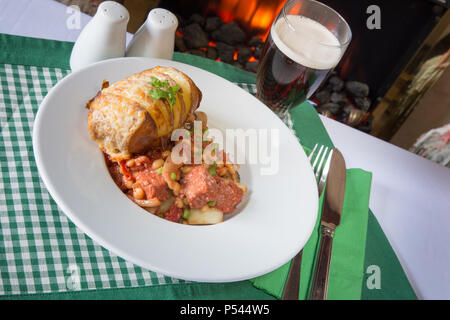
left=281, top=144, right=333, bottom=300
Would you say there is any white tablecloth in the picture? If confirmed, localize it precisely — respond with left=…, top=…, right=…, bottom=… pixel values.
left=1, top=0, right=450, bottom=299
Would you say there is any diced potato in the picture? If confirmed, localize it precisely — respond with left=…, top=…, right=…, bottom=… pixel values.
left=159, top=197, right=174, bottom=214
left=187, top=208, right=223, bottom=225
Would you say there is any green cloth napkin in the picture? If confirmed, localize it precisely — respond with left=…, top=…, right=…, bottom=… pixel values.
left=0, top=34, right=417, bottom=300
left=251, top=165, right=372, bottom=300
left=290, top=103, right=416, bottom=300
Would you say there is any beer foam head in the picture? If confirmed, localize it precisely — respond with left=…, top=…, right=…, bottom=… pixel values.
left=271, top=15, right=343, bottom=70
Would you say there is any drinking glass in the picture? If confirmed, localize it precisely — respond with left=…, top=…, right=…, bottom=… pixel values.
left=256, top=0, right=352, bottom=113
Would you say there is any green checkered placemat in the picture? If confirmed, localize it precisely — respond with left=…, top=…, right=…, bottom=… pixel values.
left=0, top=63, right=190, bottom=295
left=0, top=63, right=284, bottom=296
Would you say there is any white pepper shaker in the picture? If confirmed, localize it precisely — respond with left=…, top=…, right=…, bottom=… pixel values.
left=70, top=1, right=129, bottom=71
left=126, top=8, right=178, bottom=60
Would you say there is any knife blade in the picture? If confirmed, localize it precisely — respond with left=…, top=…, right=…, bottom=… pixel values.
left=310, top=148, right=346, bottom=300
left=321, top=149, right=346, bottom=229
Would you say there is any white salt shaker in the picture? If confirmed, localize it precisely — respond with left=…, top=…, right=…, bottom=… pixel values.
left=126, top=8, right=178, bottom=60
left=70, top=1, right=129, bottom=71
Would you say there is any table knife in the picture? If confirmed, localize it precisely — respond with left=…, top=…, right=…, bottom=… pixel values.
left=309, top=149, right=346, bottom=300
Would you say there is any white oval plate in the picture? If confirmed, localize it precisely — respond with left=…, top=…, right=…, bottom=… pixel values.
left=33, top=57, right=318, bottom=282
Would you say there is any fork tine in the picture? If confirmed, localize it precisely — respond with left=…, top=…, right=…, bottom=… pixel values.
left=317, top=149, right=334, bottom=195
left=315, top=146, right=329, bottom=180
left=308, top=143, right=318, bottom=162
left=311, top=145, right=324, bottom=174
left=316, top=146, right=329, bottom=172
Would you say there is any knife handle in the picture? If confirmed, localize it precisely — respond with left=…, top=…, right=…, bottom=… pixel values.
left=281, top=250, right=303, bottom=300
left=310, top=225, right=334, bottom=300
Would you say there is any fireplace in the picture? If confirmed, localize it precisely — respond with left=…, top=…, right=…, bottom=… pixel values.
left=159, top=0, right=287, bottom=73
left=162, top=0, right=286, bottom=38
left=157, top=0, right=449, bottom=135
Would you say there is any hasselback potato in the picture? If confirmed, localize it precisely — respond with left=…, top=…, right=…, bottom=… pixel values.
left=87, top=66, right=202, bottom=160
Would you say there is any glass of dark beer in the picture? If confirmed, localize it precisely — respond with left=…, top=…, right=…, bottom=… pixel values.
left=257, top=0, right=352, bottom=113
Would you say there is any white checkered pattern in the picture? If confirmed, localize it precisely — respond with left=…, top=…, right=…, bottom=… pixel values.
left=0, top=64, right=182, bottom=296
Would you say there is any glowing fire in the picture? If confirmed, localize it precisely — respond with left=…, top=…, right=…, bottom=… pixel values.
left=207, top=0, right=287, bottom=40
left=207, top=0, right=288, bottom=65
left=177, top=1, right=288, bottom=67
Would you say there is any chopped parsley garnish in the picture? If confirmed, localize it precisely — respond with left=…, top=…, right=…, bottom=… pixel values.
left=209, top=162, right=217, bottom=176
left=148, top=77, right=180, bottom=112
left=149, top=77, right=169, bottom=87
